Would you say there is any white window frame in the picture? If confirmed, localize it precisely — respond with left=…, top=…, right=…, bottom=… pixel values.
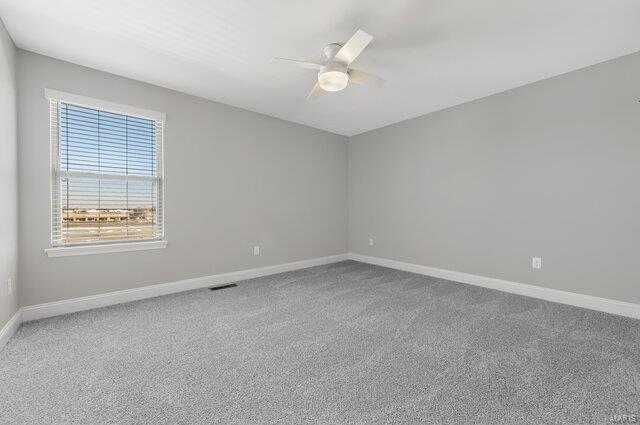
left=44, top=89, right=167, bottom=257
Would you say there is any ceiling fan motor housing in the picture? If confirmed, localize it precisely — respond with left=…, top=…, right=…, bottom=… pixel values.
left=323, top=43, right=343, bottom=60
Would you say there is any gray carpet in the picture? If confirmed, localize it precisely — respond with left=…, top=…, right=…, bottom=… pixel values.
left=1, top=261, right=639, bottom=424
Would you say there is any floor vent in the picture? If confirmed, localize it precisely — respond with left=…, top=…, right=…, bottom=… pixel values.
left=209, top=284, right=237, bottom=291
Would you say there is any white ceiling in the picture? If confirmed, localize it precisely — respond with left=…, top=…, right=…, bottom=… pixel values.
left=1, top=0, right=639, bottom=136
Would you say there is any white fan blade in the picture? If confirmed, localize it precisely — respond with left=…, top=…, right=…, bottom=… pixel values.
left=333, top=29, right=373, bottom=65
left=307, top=82, right=323, bottom=100
left=348, top=69, right=385, bottom=87
left=272, top=57, right=322, bottom=70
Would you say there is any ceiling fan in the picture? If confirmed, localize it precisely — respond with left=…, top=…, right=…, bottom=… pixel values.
left=273, top=29, right=384, bottom=100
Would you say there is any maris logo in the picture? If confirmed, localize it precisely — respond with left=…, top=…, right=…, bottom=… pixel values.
left=610, top=414, right=638, bottom=423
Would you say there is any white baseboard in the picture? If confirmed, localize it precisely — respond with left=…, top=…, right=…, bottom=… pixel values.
left=348, top=253, right=640, bottom=320
left=0, top=309, right=23, bottom=351
left=21, top=253, right=349, bottom=322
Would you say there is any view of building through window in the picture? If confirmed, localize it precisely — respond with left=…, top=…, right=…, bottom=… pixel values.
left=60, top=179, right=158, bottom=243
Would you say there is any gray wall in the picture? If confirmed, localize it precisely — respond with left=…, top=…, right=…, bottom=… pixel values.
left=18, top=51, right=348, bottom=307
left=0, top=18, right=17, bottom=329
left=350, top=51, right=640, bottom=304
left=14, top=46, right=640, bottom=310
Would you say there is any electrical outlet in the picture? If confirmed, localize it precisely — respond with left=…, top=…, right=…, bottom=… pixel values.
left=7, top=278, right=13, bottom=295
left=369, top=238, right=374, bottom=246
left=253, top=246, right=260, bottom=256
left=532, top=257, right=542, bottom=270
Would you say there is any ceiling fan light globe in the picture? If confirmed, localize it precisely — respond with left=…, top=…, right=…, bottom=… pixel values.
left=318, top=70, right=349, bottom=92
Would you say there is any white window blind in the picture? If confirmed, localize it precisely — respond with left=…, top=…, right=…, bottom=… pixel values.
left=49, top=97, right=164, bottom=246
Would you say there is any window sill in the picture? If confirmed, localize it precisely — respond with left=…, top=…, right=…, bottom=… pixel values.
left=45, top=240, right=168, bottom=257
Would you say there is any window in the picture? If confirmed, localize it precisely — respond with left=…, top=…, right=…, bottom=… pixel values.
left=47, top=90, right=165, bottom=250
